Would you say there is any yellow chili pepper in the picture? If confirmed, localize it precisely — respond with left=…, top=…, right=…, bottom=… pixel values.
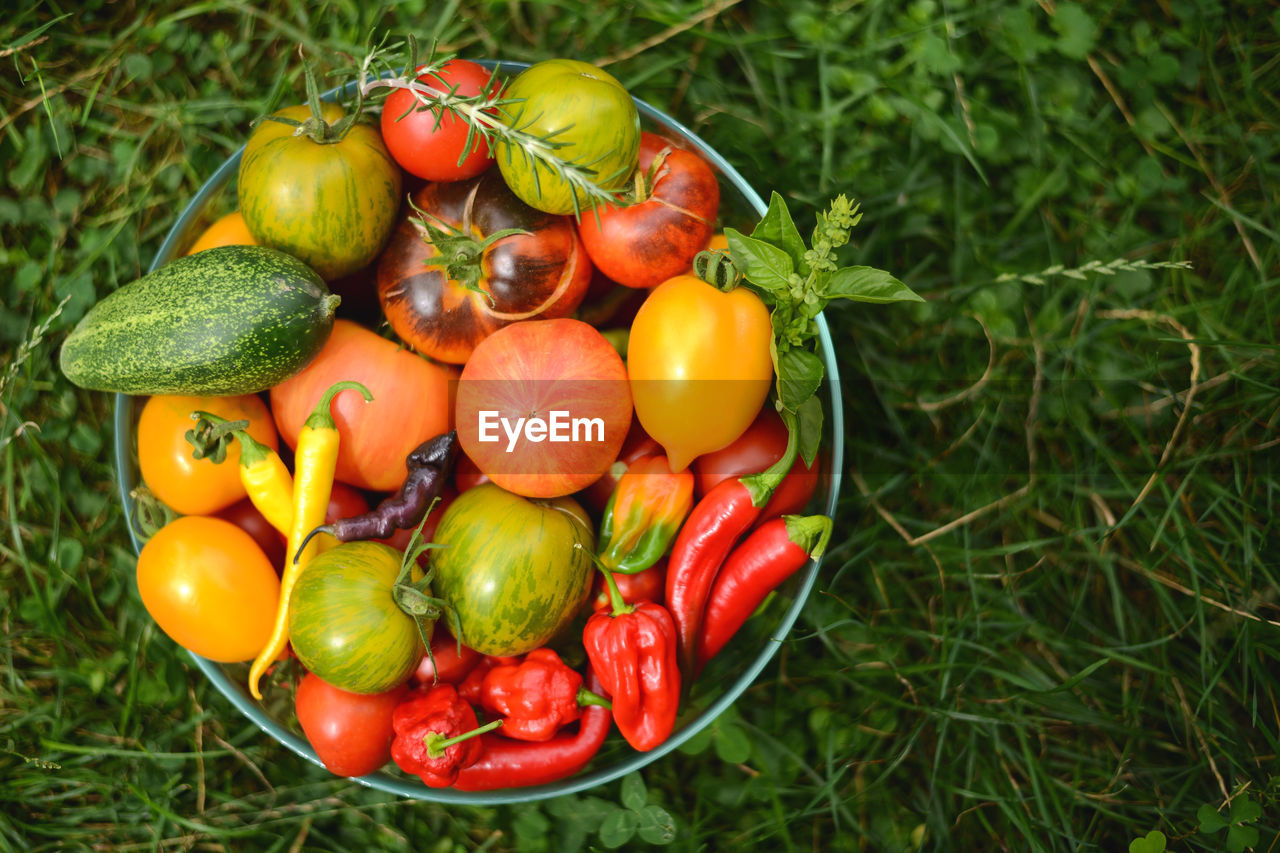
left=191, top=411, right=294, bottom=536
left=247, top=380, right=373, bottom=700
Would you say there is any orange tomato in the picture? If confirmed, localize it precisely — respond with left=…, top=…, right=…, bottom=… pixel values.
left=270, top=319, right=455, bottom=492
left=136, top=515, right=281, bottom=662
left=138, top=393, right=279, bottom=516
left=185, top=211, right=257, bottom=255
left=626, top=274, right=773, bottom=471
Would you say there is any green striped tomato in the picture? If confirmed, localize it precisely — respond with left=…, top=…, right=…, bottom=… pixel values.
left=238, top=102, right=402, bottom=281
left=495, top=59, right=640, bottom=215
left=288, top=541, right=429, bottom=694
left=429, top=483, right=594, bottom=656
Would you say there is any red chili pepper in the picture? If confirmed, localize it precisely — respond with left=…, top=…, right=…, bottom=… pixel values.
left=583, top=566, right=680, bottom=752
left=479, top=648, right=611, bottom=741
left=597, top=455, right=694, bottom=574
left=696, top=514, right=832, bottom=671
left=452, top=670, right=613, bottom=791
left=664, top=411, right=799, bottom=675
left=389, top=683, right=501, bottom=787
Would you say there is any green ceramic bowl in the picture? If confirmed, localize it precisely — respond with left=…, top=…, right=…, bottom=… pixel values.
left=112, top=60, right=844, bottom=804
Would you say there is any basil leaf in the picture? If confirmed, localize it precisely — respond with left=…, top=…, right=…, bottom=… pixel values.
left=824, top=265, right=924, bottom=303
left=751, top=191, right=809, bottom=275
left=796, top=395, right=824, bottom=469
left=777, top=346, right=825, bottom=412
left=725, top=228, right=795, bottom=298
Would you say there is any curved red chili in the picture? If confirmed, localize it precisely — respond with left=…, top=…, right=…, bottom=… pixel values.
left=452, top=671, right=613, bottom=791
left=696, top=514, right=832, bottom=670
left=664, top=412, right=800, bottom=676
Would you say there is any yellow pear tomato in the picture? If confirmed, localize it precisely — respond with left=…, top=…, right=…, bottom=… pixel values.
left=626, top=275, right=773, bottom=471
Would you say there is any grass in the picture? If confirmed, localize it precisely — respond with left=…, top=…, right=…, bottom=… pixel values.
left=2, top=0, right=1279, bottom=850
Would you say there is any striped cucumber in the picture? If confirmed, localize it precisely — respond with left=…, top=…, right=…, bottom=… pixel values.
left=59, top=244, right=339, bottom=396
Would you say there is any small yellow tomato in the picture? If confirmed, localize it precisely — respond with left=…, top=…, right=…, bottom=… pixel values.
left=626, top=275, right=773, bottom=471
left=185, top=211, right=257, bottom=255
left=136, top=516, right=280, bottom=663
left=137, top=393, right=279, bottom=516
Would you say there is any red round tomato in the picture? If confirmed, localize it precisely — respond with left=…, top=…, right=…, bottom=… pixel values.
left=591, top=559, right=666, bottom=610
left=577, top=132, right=720, bottom=289
left=412, top=628, right=482, bottom=685
left=453, top=452, right=491, bottom=493
left=455, top=319, right=632, bottom=498
left=692, top=407, right=820, bottom=522
left=216, top=498, right=286, bottom=568
left=136, top=516, right=280, bottom=663
left=380, top=59, right=501, bottom=182
left=138, top=393, right=279, bottom=517
left=295, top=671, right=407, bottom=777
left=376, top=171, right=592, bottom=364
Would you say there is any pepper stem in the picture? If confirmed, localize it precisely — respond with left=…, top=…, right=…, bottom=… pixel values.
left=782, top=513, right=833, bottom=560
left=303, top=380, right=374, bottom=431
left=423, top=718, right=502, bottom=759
left=588, top=551, right=635, bottom=618
left=740, top=407, right=799, bottom=507
left=576, top=687, right=612, bottom=710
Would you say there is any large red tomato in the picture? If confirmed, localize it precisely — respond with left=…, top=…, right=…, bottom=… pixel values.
left=270, top=319, right=455, bottom=492
left=295, top=672, right=407, bottom=777
left=577, top=132, right=720, bottom=289
left=380, top=59, right=501, bottom=182
left=376, top=171, right=592, bottom=364
left=455, top=318, right=632, bottom=498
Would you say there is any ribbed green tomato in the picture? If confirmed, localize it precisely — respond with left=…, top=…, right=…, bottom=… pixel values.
left=429, top=483, right=594, bottom=656
left=238, top=102, right=402, bottom=280
left=495, top=59, right=640, bottom=215
left=288, top=541, right=429, bottom=694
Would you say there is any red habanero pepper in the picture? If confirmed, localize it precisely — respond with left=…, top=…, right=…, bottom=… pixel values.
left=583, top=566, right=680, bottom=752
left=664, top=409, right=799, bottom=676
left=597, top=455, right=694, bottom=574
left=479, top=648, right=612, bottom=741
left=696, top=514, right=832, bottom=671
left=453, top=670, right=613, bottom=791
left=389, top=683, right=501, bottom=787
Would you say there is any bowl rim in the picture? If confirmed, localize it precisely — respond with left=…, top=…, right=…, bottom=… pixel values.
left=112, top=59, right=845, bottom=804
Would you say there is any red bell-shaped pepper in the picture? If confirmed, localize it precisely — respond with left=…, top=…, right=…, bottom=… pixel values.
left=597, top=455, right=694, bottom=574
left=582, top=566, right=680, bottom=752
left=479, top=647, right=612, bottom=741
left=389, top=683, right=501, bottom=787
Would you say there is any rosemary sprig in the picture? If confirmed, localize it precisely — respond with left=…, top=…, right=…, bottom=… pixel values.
left=348, top=36, right=624, bottom=215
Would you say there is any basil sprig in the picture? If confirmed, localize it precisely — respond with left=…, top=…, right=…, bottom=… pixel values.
left=723, top=193, right=923, bottom=467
